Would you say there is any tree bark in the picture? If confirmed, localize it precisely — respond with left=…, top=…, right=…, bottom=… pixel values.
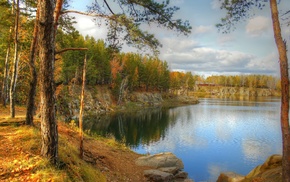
left=26, top=0, right=40, bottom=125
left=1, top=0, right=14, bottom=107
left=79, top=54, right=87, bottom=159
left=10, top=0, right=20, bottom=118
left=38, top=0, right=58, bottom=164
left=269, top=0, right=290, bottom=181
left=53, top=0, right=63, bottom=37
left=1, top=29, right=12, bottom=107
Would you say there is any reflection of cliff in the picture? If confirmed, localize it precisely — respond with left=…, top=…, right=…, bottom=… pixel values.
left=84, top=107, right=177, bottom=147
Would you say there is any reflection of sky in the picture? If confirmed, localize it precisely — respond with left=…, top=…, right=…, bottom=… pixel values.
left=133, top=97, right=282, bottom=182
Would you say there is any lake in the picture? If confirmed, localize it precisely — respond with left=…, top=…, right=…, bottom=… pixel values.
left=84, top=97, right=282, bottom=182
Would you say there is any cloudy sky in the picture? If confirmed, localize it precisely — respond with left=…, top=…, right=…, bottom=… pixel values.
left=70, top=0, right=290, bottom=77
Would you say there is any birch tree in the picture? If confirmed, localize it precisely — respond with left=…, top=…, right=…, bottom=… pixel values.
left=9, top=0, right=20, bottom=118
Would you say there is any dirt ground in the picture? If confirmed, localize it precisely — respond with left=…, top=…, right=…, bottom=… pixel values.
left=0, top=106, right=150, bottom=182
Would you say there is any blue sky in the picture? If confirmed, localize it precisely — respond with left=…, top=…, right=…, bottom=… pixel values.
left=70, top=0, right=290, bottom=77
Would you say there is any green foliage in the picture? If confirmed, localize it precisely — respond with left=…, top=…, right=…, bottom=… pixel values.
left=216, top=0, right=267, bottom=33
left=89, top=0, right=191, bottom=53
left=56, top=31, right=112, bottom=85
left=111, top=52, right=172, bottom=93
left=205, top=74, right=280, bottom=89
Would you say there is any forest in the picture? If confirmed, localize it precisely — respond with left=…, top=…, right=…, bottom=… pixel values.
left=0, top=0, right=290, bottom=181
left=0, top=1, right=281, bottom=107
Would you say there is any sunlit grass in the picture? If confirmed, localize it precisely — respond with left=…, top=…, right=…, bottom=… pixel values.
left=0, top=119, right=106, bottom=182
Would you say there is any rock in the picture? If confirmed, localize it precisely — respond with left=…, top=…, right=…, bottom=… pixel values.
left=174, top=171, right=188, bottom=180
left=217, top=155, right=283, bottom=182
left=244, top=154, right=282, bottom=182
left=216, top=172, right=245, bottom=182
left=143, top=169, right=173, bottom=182
left=135, top=152, right=184, bottom=170
left=183, top=179, right=194, bottom=182
left=158, top=167, right=179, bottom=175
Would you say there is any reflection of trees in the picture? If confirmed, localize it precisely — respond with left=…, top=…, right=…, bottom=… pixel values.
left=84, top=107, right=179, bottom=147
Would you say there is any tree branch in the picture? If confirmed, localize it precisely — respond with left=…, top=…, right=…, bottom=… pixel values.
left=61, top=10, right=111, bottom=19
left=55, top=48, right=88, bottom=54
left=104, top=0, right=115, bottom=15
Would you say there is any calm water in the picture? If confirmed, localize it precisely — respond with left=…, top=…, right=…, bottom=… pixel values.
left=84, top=97, right=282, bottom=182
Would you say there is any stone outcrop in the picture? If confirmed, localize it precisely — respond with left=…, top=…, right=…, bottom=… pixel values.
left=195, top=86, right=274, bottom=97
left=136, top=152, right=193, bottom=182
left=126, top=92, right=163, bottom=106
left=216, top=172, right=245, bottom=182
left=56, top=85, right=198, bottom=121
left=217, top=154, right=282, bottom=182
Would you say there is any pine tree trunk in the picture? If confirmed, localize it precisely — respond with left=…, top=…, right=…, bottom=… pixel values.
left=10, top=0, right=20, bottom=118
left=269, top=0, right=290, bottom=181
left=79, top=54, right=87, bottom=159
left=38, top=0, right=58, bottom=164
left=26, top=0, right=40, bottom=125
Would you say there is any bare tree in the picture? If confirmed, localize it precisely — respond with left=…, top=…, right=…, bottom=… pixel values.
left=79, top=54, right=87, bottom=159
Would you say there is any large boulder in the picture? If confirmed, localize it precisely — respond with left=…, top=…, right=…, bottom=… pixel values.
left=216, top=172, right=245, bottom=182
left=135, top=152, right=184, bottom=170
left=244, top=154, right=282, bottom=182
left=144, top=169, right=174, bottom=182
left=217, top=154, right=282, bottom=182
left=136, top=152, right=193, bottom=182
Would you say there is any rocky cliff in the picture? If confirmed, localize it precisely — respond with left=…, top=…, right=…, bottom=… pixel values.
left=193, top=86, right=278, bottom=97
left=56, top=85, right=198, bottom=121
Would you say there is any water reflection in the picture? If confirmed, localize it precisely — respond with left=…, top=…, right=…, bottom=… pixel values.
left=84, top=97, right=282, bottom=182
left=84, top=107, right=173, bottom=147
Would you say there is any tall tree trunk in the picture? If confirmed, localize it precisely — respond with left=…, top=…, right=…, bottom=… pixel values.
left=53, top=0, right=63, bottom=37
left=1, top=30, right=12, bottom=107
left=10, top=0, right=20, bottom=118
left=269, top=0, right=290, bottom=181
left=38, top=0, right=58, bottom=164
left=1, top=0, right=14, bottom=107
left=79, top=54, right=87, bottom=159
left=26, top=0, right=40, bottom=125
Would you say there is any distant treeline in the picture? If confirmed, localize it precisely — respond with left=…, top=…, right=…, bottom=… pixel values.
left=198, top=75, right=281, bottom=90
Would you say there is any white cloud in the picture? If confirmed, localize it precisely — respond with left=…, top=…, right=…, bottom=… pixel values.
left=160, top=44, right=279, bottom=75
left=246, top=52, right=279, bottom=74
left=246, top=16, right=271, bottom=37
left=72, top=14, right=108, bottom=40
left=192, top=25, right=214, bottom=35
left=217, top=35, right=235, bottom=46
left=161, top=37, right=200, bottom=52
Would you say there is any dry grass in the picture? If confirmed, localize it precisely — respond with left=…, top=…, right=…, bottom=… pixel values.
left=0, top=106, right=149, bottom=182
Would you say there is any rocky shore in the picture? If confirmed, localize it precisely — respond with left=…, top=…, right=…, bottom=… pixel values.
left=217, top=154, right=282, bottom=182
left=56, top=85, right=198, bottom=121
left=136, top=152, right=194, bottom=182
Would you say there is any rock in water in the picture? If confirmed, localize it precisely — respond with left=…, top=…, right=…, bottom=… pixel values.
left=216, top=172, right=245, bottom=182
left=135, top=152, right=184, bottom=170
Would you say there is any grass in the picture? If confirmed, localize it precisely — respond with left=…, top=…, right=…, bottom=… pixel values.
left=0, top=119, right=106, bottom=182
